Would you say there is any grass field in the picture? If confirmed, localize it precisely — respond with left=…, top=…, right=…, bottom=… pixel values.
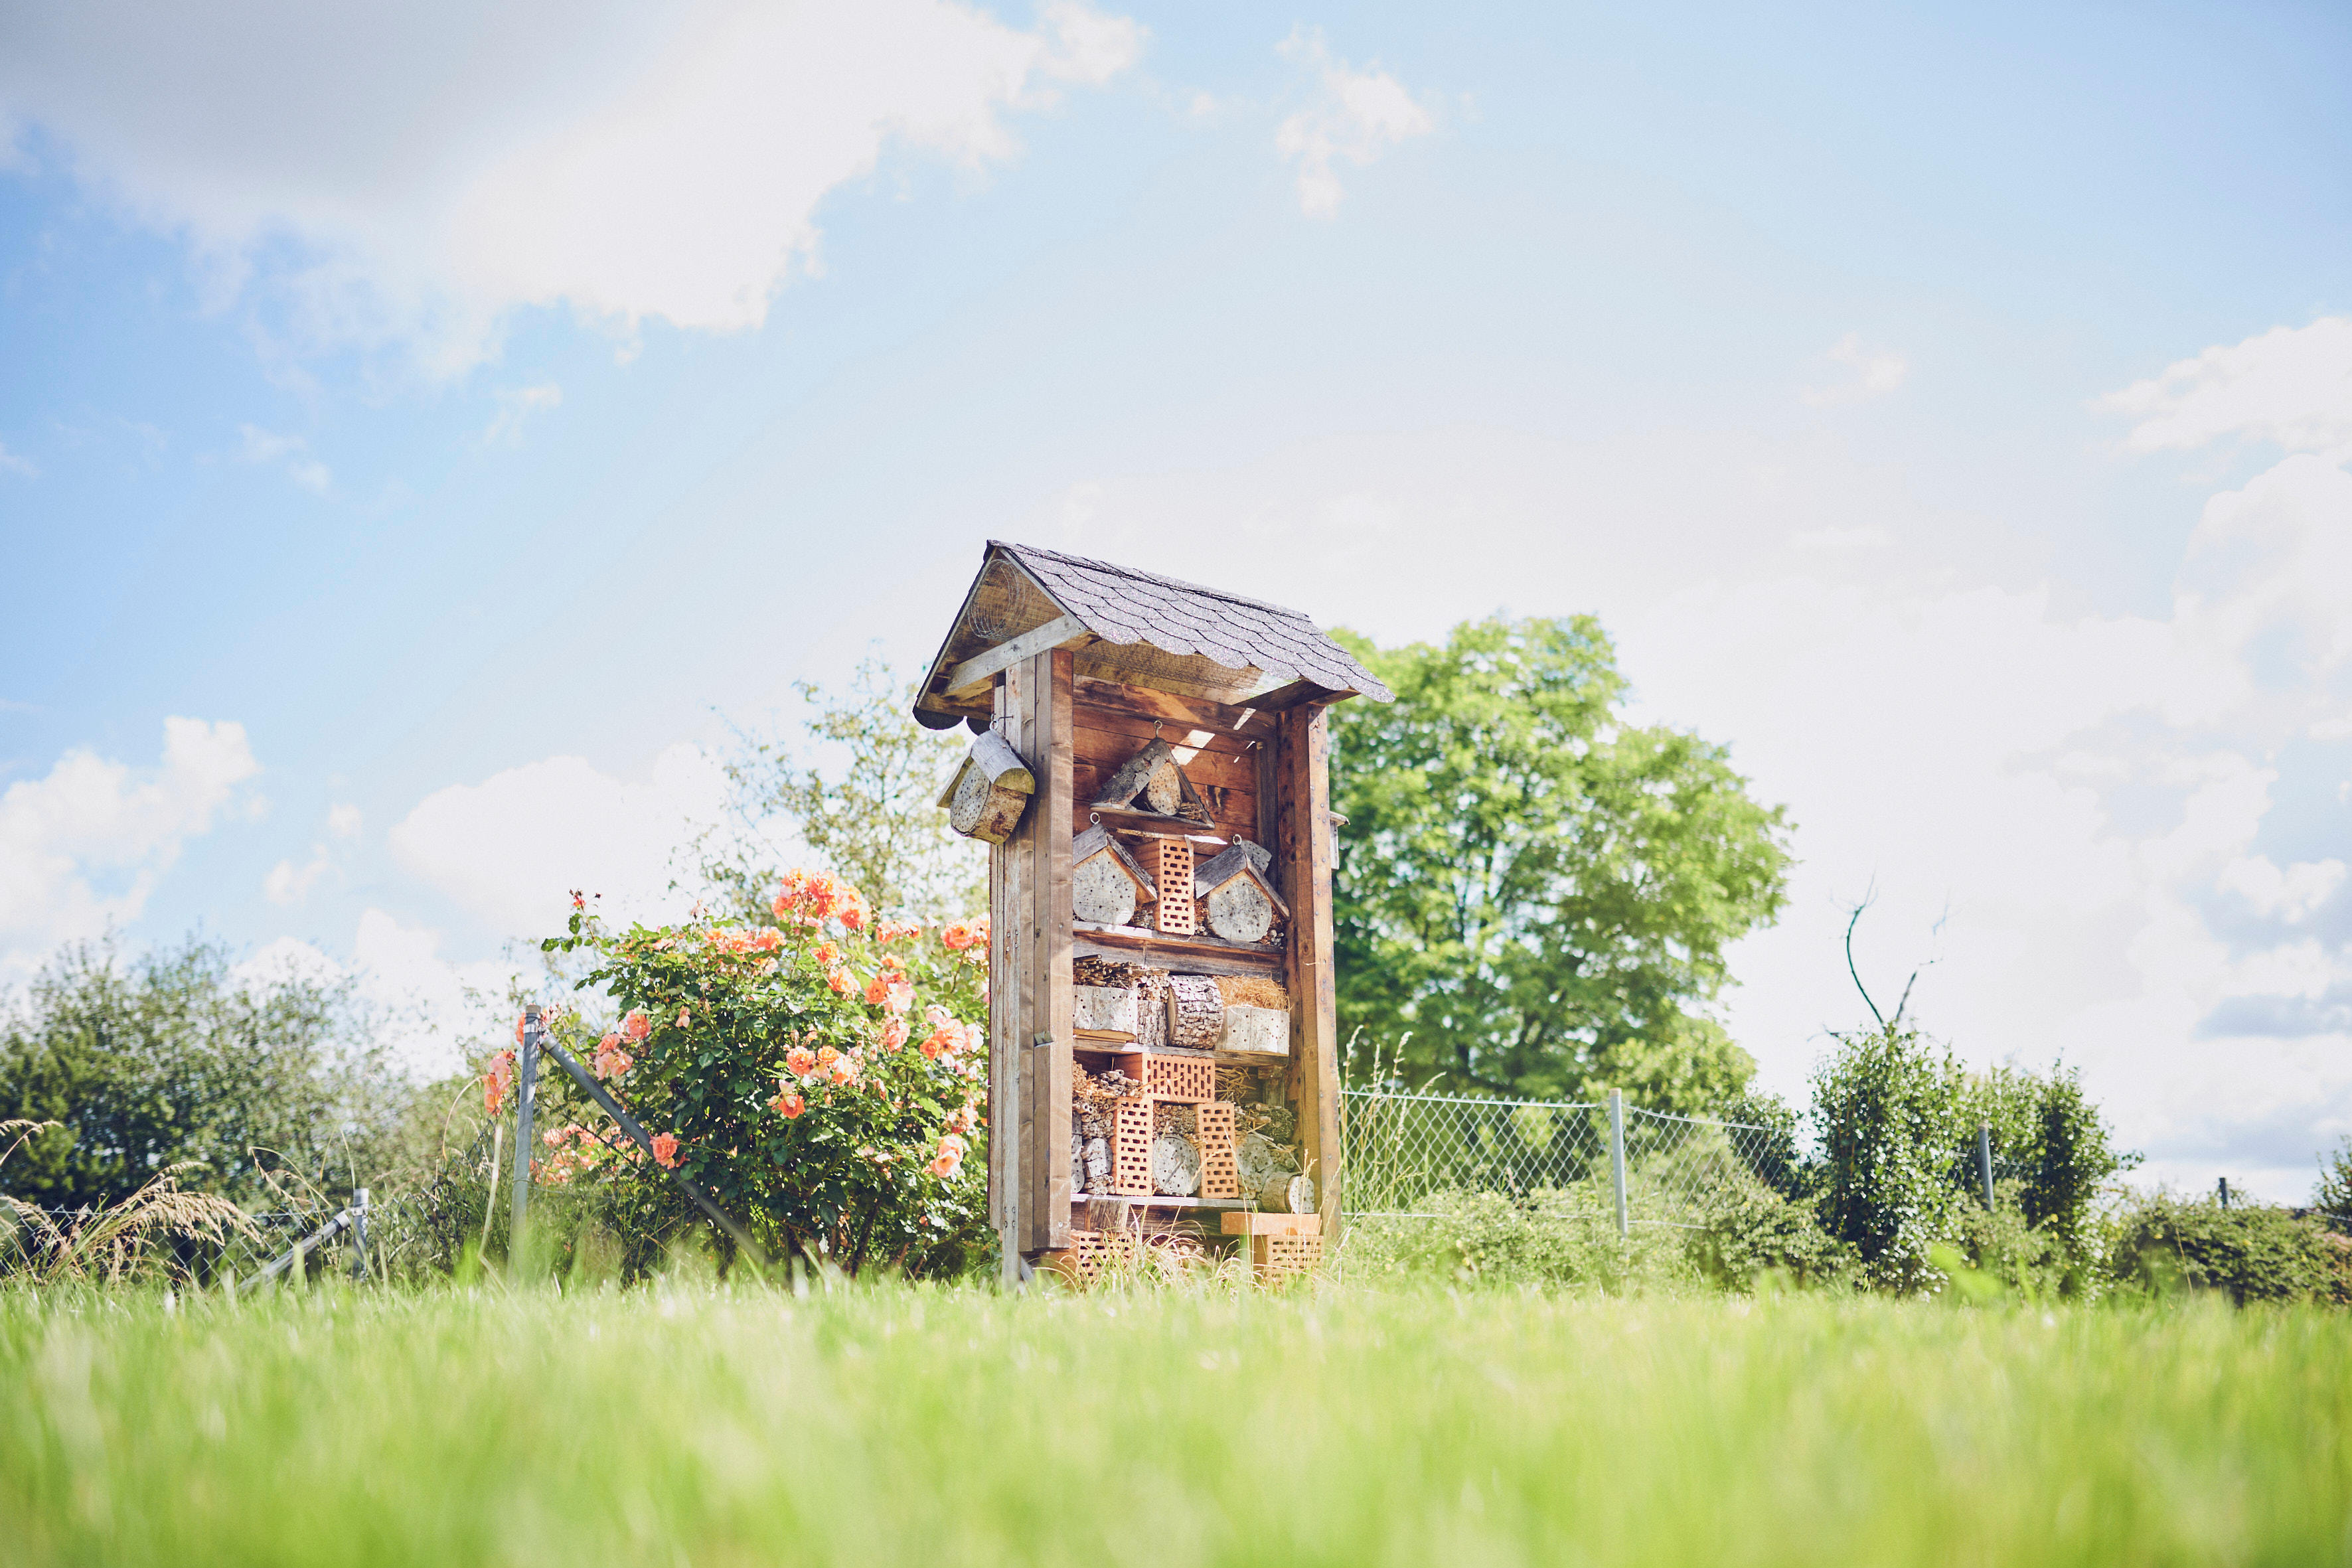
left=3, top=1278, right=2347, bottom=1567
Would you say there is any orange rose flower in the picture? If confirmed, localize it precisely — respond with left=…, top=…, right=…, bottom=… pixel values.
left=878, top=1016, right=909, bottom=1052
left=824, top=965, right=850, bottom=995
left=623, top=1009, right=651, bottom=1042
left=771, top=1091, right=807, bottom=1120
left=651, top=1133, right=680, bottom=1168
left=940, top=922, right=974, bottom=951
left=785, top=1046, right=817, bottom=1077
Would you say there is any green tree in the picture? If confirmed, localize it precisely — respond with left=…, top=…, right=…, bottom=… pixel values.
left=0, top=935, right=409, bottom=1212
left=2316, top=1136, right=2352, bottom=1235
left=696, top=655, right=982, bottom=923
left=1328, top=615, right=1792, bottom=1107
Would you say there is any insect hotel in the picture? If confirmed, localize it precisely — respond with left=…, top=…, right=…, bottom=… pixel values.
left=915, top=541, right=1390, bottom=1283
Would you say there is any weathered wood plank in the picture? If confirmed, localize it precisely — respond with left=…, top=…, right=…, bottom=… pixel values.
left=1071, top=924, right=1285, bottom=977
left=1072, top=725, right=1261, bottom=790
left=1070, top=674, right=1279, bottom=739
left=1022, top=647, right=1075, bottom=1253
left=1278, top=704, right=1343, bottom=1245
left=943, top=613, right=1089, bottom=698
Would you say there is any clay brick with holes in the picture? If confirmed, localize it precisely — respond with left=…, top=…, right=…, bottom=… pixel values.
left=1059, top=1228, right=1140, bottom=1287
left=1149, top=840, right=1195, bottom=935
left=1252, top=1233, right=1324, bottom=1283
left=1196, top=1102, right=1241, bottom=1199
left=1111, top=1098, right=1155, bottom=1196
left=1144, top=1051, right=1217, bottom=1104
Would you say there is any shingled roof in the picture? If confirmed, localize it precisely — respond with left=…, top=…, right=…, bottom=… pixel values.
left=913, top=541, right=1391, bottom=728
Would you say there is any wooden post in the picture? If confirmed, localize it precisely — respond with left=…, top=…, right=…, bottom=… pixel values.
left=1277, top=705, right=1342, bottom=1244
left=993, top=649, right=1074, bottom=1259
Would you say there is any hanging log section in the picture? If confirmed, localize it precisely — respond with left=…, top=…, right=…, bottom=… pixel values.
left=941, top=730, right=1035, bottom=844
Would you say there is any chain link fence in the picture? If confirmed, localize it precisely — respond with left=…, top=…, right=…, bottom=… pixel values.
left=1, top=1117, right=504, bottom=1290
left=1342, top=1087, right=1787, bottom=1230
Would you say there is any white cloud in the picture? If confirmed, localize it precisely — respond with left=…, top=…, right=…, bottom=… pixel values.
left=0, top=0, right=1142, bottom=375
left=352, top=909, right=519, bottom=1077
left=1274, top=28, right=1434, bottom=219
left=1007, top=317, right=2352, bottom=1195
left=237, top=424, right=331, bottom=494
left=1803, top=333, right=1909, bottom=406
left=0, top=441, right=36, bottom=477
left=0, top=718, right=262, bottom=974
left=2101, top=316, right=2352, bottom=455
left=264, top=846, right=333, bottom=907
left=482, top=382, right=562, bottom=445
left=388, top=744, right=728, bottom=941
left=327, top=803, right=362, bottom=839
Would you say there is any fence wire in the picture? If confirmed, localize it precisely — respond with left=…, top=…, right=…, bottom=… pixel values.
left=1342, top=1088, right=1787, bottom=1229
left=1, top=1117, right=503, bottom=1289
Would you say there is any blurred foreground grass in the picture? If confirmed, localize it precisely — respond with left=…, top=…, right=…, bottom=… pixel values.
left=2, top=1279, right=2346, bottom=1567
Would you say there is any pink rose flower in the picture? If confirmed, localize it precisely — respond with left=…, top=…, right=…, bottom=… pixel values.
left=651, top=1133, right=680, bottom=1168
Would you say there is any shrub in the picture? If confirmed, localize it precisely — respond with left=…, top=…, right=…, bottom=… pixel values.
left=1941, top=1180, right=2071, bottom=1300
left=1811, top=1024, right=1970, bottom=1293
left=533, top=874, right=990, bottom=1280
left=2110, top=1194, right=2352, bottom=1306
left=1341, top=1185, right=1698, bottom=1293
left=0, top=935, right=410, bottom=1212
left=1964, top=1064, right=2136, bottom=1273
left=2317, top=1137, right=2352, bottom=1235
left=1687, top=1177, right=1852, bottom=1292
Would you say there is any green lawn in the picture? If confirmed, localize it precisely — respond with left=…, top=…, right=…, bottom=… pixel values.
left=2, top=1278, right=2345, bottom=1567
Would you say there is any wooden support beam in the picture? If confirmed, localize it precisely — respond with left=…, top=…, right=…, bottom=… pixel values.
left=944, top=613, right=1088, bottom=699
left=1016, top=647, right=1075, bottom=1253
left=1277, top=705, right=1343, bottom=1246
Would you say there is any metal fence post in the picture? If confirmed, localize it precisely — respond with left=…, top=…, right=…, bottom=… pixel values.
left=512, top=1005, right=540, bottom=1259
left=349, top=1188, right=371, bottom=1281
left=1977, top=1124, right=1995, bottom=1211
left=2217, top=1177, right=2230, bottom=1210
left=1607, top=1087, right=1628, bottom=1238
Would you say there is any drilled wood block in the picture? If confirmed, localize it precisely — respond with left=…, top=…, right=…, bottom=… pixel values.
left=1197, top=1102, right=1240, bottom=1200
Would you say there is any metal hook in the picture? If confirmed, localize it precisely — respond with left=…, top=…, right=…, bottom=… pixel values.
left=1152, top=718, right=1165, bottom=741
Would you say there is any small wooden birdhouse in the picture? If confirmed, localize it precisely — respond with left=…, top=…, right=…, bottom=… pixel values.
left=1071, top=824, right=1157, bottom=927
left=1192, top=840, right=1288, bottom=945
left=938, top=730, right=1034, bottom=844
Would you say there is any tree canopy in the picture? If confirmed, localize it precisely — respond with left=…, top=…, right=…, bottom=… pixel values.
left=0, top=935, right=408, bottom=1211
left=1328, top=615, right=1792, bottom=1108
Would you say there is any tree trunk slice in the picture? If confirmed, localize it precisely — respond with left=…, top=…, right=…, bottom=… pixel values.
left=949, top=764, right=1028, bottom=844
left=1152, top=1133, right=1202, bottom=1196
left=1204, top=878, right=1274, bottom=944
left=1144, top=757, right=1185, bottom=816
left=1072, top=855, right=1140, bottom=927
left=1260, top=1174, right=1315, bottom=1214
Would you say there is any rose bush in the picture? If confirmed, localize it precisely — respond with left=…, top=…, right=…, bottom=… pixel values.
left=532, top=871, right=990, bottom=1279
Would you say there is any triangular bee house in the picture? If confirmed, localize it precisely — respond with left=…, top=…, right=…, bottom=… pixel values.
left=1192, top=840, right=1290, bottom=945
left=1091, top=736, right=1214, bottom=829
left=1071, top=823, right=1157, bottom=927
left=913, top=541, right=1391, bottom=1273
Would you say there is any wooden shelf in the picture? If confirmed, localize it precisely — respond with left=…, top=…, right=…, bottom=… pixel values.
left=1076, top=1194, right=1247, bottom=1210
left=1073, top=923, right=1283, bottom=977
left=1089, top=805, right=1228, bottom=841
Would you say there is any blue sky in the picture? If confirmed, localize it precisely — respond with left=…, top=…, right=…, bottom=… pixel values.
left=5, top=1, right=2351, bottom=1194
